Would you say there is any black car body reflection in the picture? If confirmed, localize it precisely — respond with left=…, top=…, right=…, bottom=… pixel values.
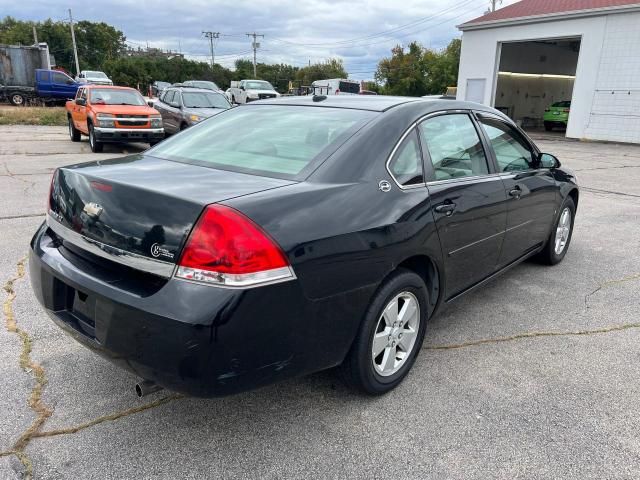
left=29, top=96, right=578, bottom=396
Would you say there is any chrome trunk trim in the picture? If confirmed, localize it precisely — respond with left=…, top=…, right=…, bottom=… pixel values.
left=46, top=213, right=175, bottom=278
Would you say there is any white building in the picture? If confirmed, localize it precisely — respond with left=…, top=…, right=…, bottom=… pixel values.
left=456, top=0, right=640, bottom=143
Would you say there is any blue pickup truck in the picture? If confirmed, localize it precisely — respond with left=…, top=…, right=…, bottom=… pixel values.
left=1, top=69, right=80, bottom=106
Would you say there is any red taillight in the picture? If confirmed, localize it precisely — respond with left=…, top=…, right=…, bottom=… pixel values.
left=335, top=89, right=340, bottom=95
left=175, top=205, right=294, bottom=287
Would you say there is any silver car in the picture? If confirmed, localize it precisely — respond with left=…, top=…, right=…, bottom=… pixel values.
left=154, top=87, right=231, bottom=134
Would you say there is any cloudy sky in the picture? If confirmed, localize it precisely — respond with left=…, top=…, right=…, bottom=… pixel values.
left=4, top=0, right=518, bottom=80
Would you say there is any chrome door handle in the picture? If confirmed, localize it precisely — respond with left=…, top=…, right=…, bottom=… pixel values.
left=435, top=202, right=456, bottom=216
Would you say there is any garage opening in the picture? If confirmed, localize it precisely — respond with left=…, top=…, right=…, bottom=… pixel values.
left=494, top=38, right=581, bottom=136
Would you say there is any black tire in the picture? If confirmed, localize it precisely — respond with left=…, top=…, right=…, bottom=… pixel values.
left=88, top=123, right=103, bottom=153
left=544, top=122, right=553, bottom=132
left=341, top=269, right=429, bottom=395
left=180, top=123, right=188, bottom=131
left=537, top=196, right=576, bottom=265
left=68, top=116, right=81, bottom=142
left=9, top=93, right=26, bottom=106
left=149, top=140, right=160, bottom=147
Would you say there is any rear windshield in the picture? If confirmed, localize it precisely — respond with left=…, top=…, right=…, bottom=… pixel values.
left=189, top=81, right=219, bottom=90
left=90, top=88, right=145, bottom=106
left=551, top=101, right=571, bottom=108
left=149, top=105, right=376, bottom=179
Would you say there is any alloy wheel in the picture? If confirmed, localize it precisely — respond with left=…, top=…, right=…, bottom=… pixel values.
left=372, top=291, right=420, bottom=377
left=554, top=207, right=572, bottom=255
left=12, top=94, right=24, bottom=106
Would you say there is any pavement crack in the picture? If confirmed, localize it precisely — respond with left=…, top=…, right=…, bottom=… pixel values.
left=584, top=272, right=640, bottom=310
left=33, top=394, right=184, bottom=440
left=425, top=322, right=640, bottom=351
left=3, top=162, right=37, bottom=194
left=3, top=255, right=53, bottom=479
left=0, top=213, right=46, bottom=221
left=581, top=186, right=640, bottom=199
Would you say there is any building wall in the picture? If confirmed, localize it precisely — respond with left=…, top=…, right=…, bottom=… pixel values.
left=457, top=15, right=609, bottom=140
left=583, top=12, right=640, bottom=143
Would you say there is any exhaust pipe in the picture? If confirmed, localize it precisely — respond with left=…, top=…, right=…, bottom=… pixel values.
left=135, top=380, right=163, bottom=397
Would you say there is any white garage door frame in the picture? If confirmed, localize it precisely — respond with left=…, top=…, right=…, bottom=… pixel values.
left=492, top=35, right=584, bottom=134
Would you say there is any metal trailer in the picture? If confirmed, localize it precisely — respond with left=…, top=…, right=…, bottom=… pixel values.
left=0, top=43, right=51, bottom=105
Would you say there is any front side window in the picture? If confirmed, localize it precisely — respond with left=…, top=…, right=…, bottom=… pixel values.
left=150, top=105, right=376, bottom=179
left=479, top=117, right=534, bottom=172
left=388, top=130, right=424, bottom=187
left=52, top=72, right=72, bottom=84
left=419, top=114, right=489, bottom=181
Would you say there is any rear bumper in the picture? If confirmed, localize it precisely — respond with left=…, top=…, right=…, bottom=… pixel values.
left=29, top=222, right=366, bottom=396
left=94, top=127, right=164, bottom=143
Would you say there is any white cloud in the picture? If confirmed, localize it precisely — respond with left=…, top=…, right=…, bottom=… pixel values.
left=6, top=0, right=520, bottom=80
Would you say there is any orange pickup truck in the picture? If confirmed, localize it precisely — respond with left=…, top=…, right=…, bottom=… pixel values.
left=66, top=85, right=164, bottom=152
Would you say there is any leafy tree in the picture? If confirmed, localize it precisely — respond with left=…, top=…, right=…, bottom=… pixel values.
left=375, top=38, right=462, bottom=96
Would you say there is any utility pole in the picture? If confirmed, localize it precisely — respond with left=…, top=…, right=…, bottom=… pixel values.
left=32, top=25, right=38, bottom=44
left=246, top=32, right=264, bottom=77
left=68, top=9, right=80, bottom=76
left=490, top=0, right=502, bottom=12
left=202, top=31, right=220, bottom=71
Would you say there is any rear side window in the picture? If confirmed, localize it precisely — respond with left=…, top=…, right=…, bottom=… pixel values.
left=338, top=81, right=360, bottom=94
left=478, top=117, right=534, bottom=172
left=388, top=130, right=424, bottom=187
left=419, top=114, right=489, bottom=181
left=163, top=90, right=175, bottom=104
left=150, top=105, right=376, bottom=179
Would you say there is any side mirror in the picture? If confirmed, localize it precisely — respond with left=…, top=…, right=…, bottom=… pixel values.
left=539, top=153, right=561, bottom=169
left=147, top=100, right=154, bottom=107
left=76, top=98, right=86, bottom=106
left=240, top=85, right=245, bottom=91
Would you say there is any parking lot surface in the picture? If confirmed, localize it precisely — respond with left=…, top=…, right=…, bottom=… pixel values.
left=1, top=125, right=640, bottom=479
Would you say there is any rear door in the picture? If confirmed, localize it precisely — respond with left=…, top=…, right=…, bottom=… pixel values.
left=476, top=113, right=557, bottom=266
left=419, top=112, right=507, bottom=299
left=160, top=90, right=178, bottom=133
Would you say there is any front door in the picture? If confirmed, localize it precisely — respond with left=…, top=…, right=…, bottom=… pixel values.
left=51, top=71, right=78, bottom=100
left=476, top=114, right=558, bottom=266
left=419, top=113, right=507, bottom=299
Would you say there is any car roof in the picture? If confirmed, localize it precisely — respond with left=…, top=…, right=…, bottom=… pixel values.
left=248, top=95, right=489, bottom=113
left=168, top=86, right=223, bottom=93
left=83, top=85, right=134, bottom=91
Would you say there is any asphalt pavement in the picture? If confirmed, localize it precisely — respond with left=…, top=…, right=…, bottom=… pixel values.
left=1, top=125, right=640, bottom=479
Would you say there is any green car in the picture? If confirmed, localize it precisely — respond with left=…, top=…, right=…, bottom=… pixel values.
left=543, top=101, right=571, bottom=131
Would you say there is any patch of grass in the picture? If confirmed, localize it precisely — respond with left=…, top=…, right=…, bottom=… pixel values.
left=0, top=106, right=67, bottom=126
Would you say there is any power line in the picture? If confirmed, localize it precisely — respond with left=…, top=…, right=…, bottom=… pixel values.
left=246, top=32, right=264, bottom=77
left=269, top=0, right=475, bottom=48
left=202, top=31, right=220, bottom=69
left=68, top=9, right=80, bottom=75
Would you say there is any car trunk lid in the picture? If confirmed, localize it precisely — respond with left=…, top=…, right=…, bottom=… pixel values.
left=48, top=154, right=295, bottom=271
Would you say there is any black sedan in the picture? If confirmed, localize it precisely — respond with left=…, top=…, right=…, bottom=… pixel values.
left=30, top=96, right=578, bottom=397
